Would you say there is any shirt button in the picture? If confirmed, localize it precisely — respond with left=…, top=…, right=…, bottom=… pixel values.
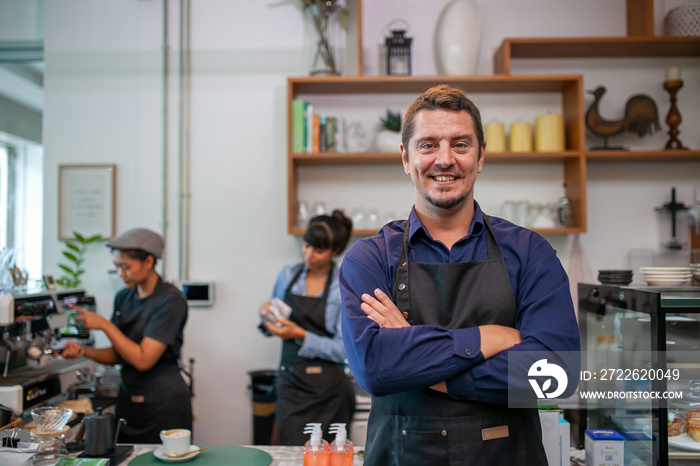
left=402, top=430, right=407, bottom=436
left=441, top=430, right=447, bottom=436
left=465, top=349, right=471, bottom=356
left=398, top=283, right=406, bottom=291
left=402, top=312, right=409, bottom=319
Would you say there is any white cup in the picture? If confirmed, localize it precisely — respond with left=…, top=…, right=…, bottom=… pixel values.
left=160, top=428, right=191, bottom=456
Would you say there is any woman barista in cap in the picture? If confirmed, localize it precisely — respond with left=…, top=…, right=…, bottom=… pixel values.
left=61, top=228, right=192, bottom=443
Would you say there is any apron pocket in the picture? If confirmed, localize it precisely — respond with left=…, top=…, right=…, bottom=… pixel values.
left=393, top=415, right=451, bottom=466
left=391, top=411, right=539, bottom=466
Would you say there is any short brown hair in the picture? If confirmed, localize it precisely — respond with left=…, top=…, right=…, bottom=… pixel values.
left=402, top=84, right=484, bottom=160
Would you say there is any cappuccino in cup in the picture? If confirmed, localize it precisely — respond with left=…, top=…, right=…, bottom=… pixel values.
left=160, top=428, right=191, bottom=456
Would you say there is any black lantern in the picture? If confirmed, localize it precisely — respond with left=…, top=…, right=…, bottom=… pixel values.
left=385, top=20, right=412, bottom=76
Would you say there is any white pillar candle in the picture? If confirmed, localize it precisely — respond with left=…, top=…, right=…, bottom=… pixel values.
left=665, top=67, right=681, bottom=82
left=484, top=122, right=506, bottom=153
left=535, top=114, right=565, bottom=152
left=509, top=122, right=532, bottom=152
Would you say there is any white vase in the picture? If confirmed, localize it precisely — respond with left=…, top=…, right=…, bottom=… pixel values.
left=434, top=0, right=483, bottom=75
left=375, top=130, right=403, bottom=153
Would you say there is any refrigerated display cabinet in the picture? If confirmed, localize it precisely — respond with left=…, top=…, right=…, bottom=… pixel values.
left=578, top=283, right=700, bottom=465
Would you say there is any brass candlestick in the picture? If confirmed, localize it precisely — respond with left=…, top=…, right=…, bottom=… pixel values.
left=662, top=79, right=688, bottom=150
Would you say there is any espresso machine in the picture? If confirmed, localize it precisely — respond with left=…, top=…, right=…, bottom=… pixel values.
left=0, top=288, right=96, bottom=417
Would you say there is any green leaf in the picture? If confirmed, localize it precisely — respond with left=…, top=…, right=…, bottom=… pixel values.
left=74, top=232, right=86, bottom=242
left=339, top=8, right=349, bottom=31
left=66, top=243, right=80, bottom=253
left=58, top=264, right=75, bottom=275
left=87, top=234, right=102, bottom=243
left=62, top=251, right=78, bottom=262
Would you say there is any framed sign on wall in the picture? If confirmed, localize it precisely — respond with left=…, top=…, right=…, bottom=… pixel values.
left=58, top=164, right=116, bottom=240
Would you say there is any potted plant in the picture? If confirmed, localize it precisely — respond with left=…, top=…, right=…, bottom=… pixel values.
left=375, top=109, right=403, bottom=153
left=56, top=231, right=102, bottom=288
left=271, top=0, right=349, bottom=76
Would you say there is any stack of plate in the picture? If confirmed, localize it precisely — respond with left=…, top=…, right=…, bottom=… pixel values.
left=598, top=269, right=633, bottom=285
left=639, top=267, right=693, bottom=286
left=692, top=264, right=700, bottom=283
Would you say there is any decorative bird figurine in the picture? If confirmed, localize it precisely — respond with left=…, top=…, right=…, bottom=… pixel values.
left=585, top=85, right=660, bottom=149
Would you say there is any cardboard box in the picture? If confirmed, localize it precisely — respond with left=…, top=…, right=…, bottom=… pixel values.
left=585, top=429, right=624, bottom=466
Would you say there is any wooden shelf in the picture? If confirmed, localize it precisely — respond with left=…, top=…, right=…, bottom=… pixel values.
left=292, top=152, right=401, bottom=165
left=292, top=151, right=585, bottom=165
left=289, top=74, right=583, bottom=95
left=287, top=75, right=587, bottom=235
left=485, top=151, right=582, bottom=163
left=495, top=36, right=700, bottom=74
left=585, top=150, right=700, bottom=162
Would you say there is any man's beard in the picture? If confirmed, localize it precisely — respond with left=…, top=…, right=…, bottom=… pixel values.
left=424, top=191, right=469, bottom=210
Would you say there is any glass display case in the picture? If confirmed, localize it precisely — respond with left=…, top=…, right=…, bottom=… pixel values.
left=579, top=283, right=700, bottom=466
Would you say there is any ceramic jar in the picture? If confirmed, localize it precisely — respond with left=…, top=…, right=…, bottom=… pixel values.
left=434, top=0, right=484, bottom=75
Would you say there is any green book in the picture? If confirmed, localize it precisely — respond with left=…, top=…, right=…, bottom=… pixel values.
left=56, top=459, right=110, bottom=466
left=291, top=99, right=308, bottom=153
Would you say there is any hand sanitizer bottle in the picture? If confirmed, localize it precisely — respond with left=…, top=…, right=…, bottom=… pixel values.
left=303, top=423, right=329, bottom=466
left=329, top=423, right=353, bottom=466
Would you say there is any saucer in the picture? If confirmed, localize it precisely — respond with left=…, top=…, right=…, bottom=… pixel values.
left=153, top=445, right=201, bottom=463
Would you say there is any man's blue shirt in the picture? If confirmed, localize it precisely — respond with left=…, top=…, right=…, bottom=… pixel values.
left=339, top=203, right=580, bottom=403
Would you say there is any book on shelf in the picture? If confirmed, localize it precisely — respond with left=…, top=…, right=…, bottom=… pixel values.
left=312, top=114, right=320, bottom=153
left=290, top=98, right=347, bottom=154
left=305, top=103, right=314, bottom=154
left=291, top=99, right=307, bottom=153
left=326, top=116, right=339, bottom=152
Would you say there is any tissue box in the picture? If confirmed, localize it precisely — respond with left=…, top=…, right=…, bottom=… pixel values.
left=585, top=429, right=624, bottom=466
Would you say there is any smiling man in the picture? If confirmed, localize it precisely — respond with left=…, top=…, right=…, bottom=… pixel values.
left=339, top=85, right=580, bottom=465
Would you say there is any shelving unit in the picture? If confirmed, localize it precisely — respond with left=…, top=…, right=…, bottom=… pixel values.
left=585, top=150, right=700, bottom=163
left=494, top=36, right=700, bottom=75
left=286, top=0, right=698, bottom=238
left=287, top=75, right=587, bottom=236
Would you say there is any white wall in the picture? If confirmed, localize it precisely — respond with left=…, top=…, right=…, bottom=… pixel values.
left=36, top=0, right=700, bottom=445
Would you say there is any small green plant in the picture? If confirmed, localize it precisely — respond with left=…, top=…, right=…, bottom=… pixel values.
left=378, top=109, right=402, bottom=132
left=57, top=231, right=102, bottom=288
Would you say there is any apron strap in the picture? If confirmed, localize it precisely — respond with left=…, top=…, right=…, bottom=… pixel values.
left=392, top=213, right=502, bottom=314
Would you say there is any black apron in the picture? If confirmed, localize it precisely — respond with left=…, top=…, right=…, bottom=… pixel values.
left=364, top=215, right=547, bottom=466
left=116, top=364, right=192, bottom=444
left=114, top=287, right=192, bottom=444
left=275, top=263, right=356, bottom=445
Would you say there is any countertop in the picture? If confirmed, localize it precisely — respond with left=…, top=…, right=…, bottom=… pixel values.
left=104, top=444, right=589, bottom=465
left=121, top=444, right=365, bottom=465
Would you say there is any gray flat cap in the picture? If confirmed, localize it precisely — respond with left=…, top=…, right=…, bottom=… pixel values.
left=106, top=228, right=164, bottom=258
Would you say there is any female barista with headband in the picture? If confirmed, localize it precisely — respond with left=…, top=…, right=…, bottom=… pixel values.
left=259, top=210, right=356, bottom=445
left=61, top=228, right=192, bottom=443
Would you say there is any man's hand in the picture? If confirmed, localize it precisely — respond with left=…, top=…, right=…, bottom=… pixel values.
left=360, top=289, right=409, bottom=328
left=478, top=325, right=522, bottom=359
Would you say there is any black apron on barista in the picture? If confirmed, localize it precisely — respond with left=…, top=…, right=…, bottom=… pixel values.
left=113, top=285, right=192, bottom=444
left=276, top=263, right=355, bottom=446
left=364, top=215, right=547, bottom=466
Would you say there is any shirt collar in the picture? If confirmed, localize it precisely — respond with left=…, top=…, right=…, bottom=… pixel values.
left=407, top=202, right=486, bottom=243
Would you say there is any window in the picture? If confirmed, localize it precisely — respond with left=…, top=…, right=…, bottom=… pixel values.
left=0, top=138, right=43, bottom=280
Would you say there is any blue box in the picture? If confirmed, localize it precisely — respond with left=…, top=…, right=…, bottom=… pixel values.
left=585, top=429, right=624, bottom=466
